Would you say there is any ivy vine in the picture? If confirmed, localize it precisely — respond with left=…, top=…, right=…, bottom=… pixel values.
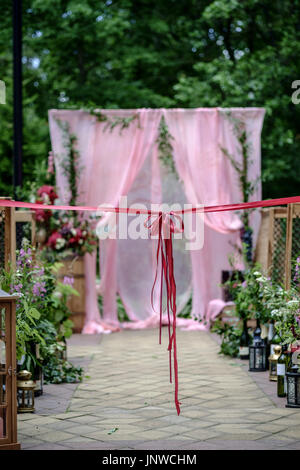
left=89, top=109, right=140, bottom=134
left=156, top=115, right=177, bottom=177
left=221, top=111, right=260, bottom=263
left=54, top=118, right=81, bottom=206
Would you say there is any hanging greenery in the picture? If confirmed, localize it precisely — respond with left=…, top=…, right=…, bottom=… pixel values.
left=89, top=109, right=140, bottom=135
left=221, top=112, right=259, bottom=264
left=54, top=118, right=80, bottom=206
left=156, top=115, right=177, bottom=177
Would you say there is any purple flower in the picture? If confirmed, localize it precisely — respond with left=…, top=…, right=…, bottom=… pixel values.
left=63, top=276, right=74, bottom=287
left=32, top=281, right=46, bottom=297
left=10, top=283, right=23, bottom=294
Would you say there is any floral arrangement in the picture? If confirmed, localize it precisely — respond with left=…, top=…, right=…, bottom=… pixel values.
left=223, top=264, right=270, bottom=324
left=215, top=260, right=300, bottom=357
left=0, top=242, right=83, bottom=383
left=34, top=185, right=98, bottom=258
left=253, top=270, right=300, bottom=348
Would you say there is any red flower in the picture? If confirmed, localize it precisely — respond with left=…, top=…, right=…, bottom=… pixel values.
left=34, top=208, right=51, bottom=223
left=37, top=185, right=58, bottom=204
left=68, top=228, right=83, bottom=246
left=47, top=231, right=61, bottom=248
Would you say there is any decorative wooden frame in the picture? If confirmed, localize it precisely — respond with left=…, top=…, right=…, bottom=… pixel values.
left=13, top=210, right=36, bottom=254
left=0, top=291, right=20, bottom=450
left=0, top=200, right=36, bottom=270
left=254, top=203, right=300, bottom=289
left=0, top=204, right=14, bottom=271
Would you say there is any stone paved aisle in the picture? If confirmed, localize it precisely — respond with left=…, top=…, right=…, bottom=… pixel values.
left=18, top=329, right=300, bottom=450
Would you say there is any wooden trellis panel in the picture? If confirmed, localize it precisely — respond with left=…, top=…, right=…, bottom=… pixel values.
left=254, top=204, right=300, bottom=289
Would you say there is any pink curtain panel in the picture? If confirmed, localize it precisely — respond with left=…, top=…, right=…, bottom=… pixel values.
left=48, top=108, right=265, bottom=333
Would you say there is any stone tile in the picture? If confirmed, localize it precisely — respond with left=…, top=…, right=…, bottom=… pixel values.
left=19, top=330, right=300, bottom=450
left=27, top=442, right=71, bottom=450
left=38, top=430, right=78, bottom=442
left=182, top=428, right=221, bottom=440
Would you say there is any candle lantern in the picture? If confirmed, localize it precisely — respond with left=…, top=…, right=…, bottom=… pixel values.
left=286, top=351, right=300, bottom=408
left=249, top=325, right=267, bottom=372
left=269, top=345, right=281, bottom=381
left=17, top=370, right=35, bottom=413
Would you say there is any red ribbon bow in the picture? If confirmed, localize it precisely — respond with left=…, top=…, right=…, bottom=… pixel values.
left=145, top=211, right=184, bottom=415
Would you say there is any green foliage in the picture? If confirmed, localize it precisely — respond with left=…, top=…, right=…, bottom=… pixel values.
left=221, top=113, right=257, bottom=225
left=211, top=319, right=242, bottom=357
left=177, top=295, right=192, bottom=319
left=0, top=242, right=83, bottom=384
left=224, top=264, right=271, bottom=324
left=156, top=115, right=176, bottom=176
left=89, top=109, right=140, bottom=134
left=43, top=355, right=83, bottom=384
left=98, top=292, right=130, bottom=323
left=1, top=1, right=299, bottom=197
left=173, top=1, right=300, bottom=198
left=253, top=270, right=300, bottom=345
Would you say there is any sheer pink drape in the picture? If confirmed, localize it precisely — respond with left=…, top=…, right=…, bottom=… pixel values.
left=48, top=108, right=265, bottom=333
left=49, top=109, right=163, bottom=332
left=164, top=108, right=265, bottom=323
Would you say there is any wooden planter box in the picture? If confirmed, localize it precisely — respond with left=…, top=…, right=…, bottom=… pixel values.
left=57, top=257, right=85, bottom=333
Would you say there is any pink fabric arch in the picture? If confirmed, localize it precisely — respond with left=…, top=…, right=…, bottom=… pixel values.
left=48, top=108, right=265, bottom=333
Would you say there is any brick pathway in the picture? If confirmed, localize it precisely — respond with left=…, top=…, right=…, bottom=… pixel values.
left=18, top=329, right=300, bottom=450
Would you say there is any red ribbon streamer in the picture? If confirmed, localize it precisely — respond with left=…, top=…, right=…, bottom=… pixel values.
left=1, top=195, right=300, bottom=415
left=145, top=212, right=184, bottom=415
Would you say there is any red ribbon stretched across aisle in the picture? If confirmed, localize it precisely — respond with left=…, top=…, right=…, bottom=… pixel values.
left=1, top=194, right=300, bottom=214
left=1, top=195, right=300, bottom=415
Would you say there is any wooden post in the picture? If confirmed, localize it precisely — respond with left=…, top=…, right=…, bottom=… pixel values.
left=285, top=204, right=293, bottom=290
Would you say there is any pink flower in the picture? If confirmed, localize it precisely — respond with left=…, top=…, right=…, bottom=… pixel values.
left=34, top=208, right=51, bottom=223
left=37, top=185, right=58, bottom=204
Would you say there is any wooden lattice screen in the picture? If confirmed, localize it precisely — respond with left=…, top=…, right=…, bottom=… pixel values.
left=255, top=203, right=300, bottom=289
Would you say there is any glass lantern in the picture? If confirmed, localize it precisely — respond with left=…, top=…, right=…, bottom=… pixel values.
left=269, top=345, right=281, bottom=381
left=249, top=325, right=267, bottom=372
left=286, top=351, right=300, bottom=408
left=17, top=370, right=35, bottom=413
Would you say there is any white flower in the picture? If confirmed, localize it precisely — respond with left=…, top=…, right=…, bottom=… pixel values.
left=71, top=228, right=77, bottom=236
left=55, top=238, right=66, bottom=250
left=253, top=271, right=261, bottom=277
left=271, top=309, right=279, bottom=316
left=53, top=291, right=62, bottom=299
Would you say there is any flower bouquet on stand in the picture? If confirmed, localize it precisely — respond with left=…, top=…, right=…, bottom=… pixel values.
left=33, top=184, right=98, bottom=332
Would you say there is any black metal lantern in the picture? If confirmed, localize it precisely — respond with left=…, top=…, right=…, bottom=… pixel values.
left=249, top=325, right=267, bottom=372
left=286, top=351, right=300, bottom=408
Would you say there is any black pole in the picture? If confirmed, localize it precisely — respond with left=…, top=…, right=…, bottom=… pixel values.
left=13, top=0, right=22, bottom=194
